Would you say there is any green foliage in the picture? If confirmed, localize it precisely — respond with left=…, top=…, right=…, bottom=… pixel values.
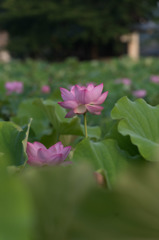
left=12, top=98, right=101, bottom=146
left=23, top=164, right=96, bottom=240
left=111, top=96, right=159, bottom=161
left=11, top=99, right=52, bottom=140
left=21, top=162, right=159, bottom=240
left=0, top=121, right=30, bottom=166
left=0, top=57, right=159, bottom=239
left=73, top=138, right=135, bottom=188
left=1, top=57, right=159, bottom=124
left=103, top=163, right=159, bottom=240
left=34, top=99, right=83, bottom=136
left=1, top=158, right=159, bottom=240
left=0, top=166, right=33, bottom=240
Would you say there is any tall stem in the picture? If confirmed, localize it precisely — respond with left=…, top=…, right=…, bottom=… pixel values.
left=84, top=112, right=88, bottom=138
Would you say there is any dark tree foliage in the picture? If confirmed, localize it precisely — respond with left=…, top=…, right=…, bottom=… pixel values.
left=0, top=0, right=158, bottom=60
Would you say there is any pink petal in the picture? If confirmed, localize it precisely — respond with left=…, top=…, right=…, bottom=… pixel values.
left=93, top=112, right=101, bottom=115
left=26, top=141, right=72, bottom=166
left=58, top=100, right=78, bottom=109
left=92, top=83, right=103, bottom=97
left=37, top=149, right=63, bottom=165
left=77, top=89, right=87, bottom=104
left=27, top=157, right=43, bottom=166
left=65, top=110, right=76, bottom=118
left=70, top=85, right=75, bottom=95
left=61, top=146, right=71, bottom=160
left=37, top=148, right=52, bottom=162
left=74, top=85, right=87, bottom=104
left=92, top=91, right=108, bottom=104
left=48, top=142, right=63, bottom=154
left=33, top=142, right=46, bottom=149
left=60, top=88, right=75, bottom=101
left=75, top=85, right=86, bottom=91
left=48, top=145, right=57, bottom=154
left=49, top=153, right=64, bottom=165
left=86, top=105, right=104, bottom=114
left=26, top=142, right=38, bottom=158
left=85, top=83, right=104, bottom=103
left=70, top=85, right=86, bottom=95
left=86, top=83, right=95, bottom=91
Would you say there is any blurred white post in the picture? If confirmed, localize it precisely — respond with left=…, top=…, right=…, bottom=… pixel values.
left=120, top=32, right=140, bottom=60
left=0, top=31, right=11, bottom=62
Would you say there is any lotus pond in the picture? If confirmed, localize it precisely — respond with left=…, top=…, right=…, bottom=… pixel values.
left=0, top=57, right=159, bottom=240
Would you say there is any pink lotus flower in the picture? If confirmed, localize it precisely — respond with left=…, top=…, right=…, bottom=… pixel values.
left=26, top=141, right=72, bottom=166
left=122, top=78, right=132, bottom=86
left=58, top=83, right=108, bottom=118
left=41, top=85, right=51, bottom=93
left=5, top=81, right=23, bottom=95
left=150, top=75, right=159, bottom=83
left=115, top=78, right=132, bottom=86
left=132, top=89, right=147, bottom=98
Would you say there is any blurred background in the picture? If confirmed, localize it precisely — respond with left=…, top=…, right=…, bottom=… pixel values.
left=0, top=0, right=159, bottom=61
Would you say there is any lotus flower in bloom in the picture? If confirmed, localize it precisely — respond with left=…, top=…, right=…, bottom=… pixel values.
left=26, top=142, right=72, bottom=166
left=115, top=78, right=131, bottom=86
left=132, top=89, right=147, bottom=98
left=150, top=75, right=159, bottom=83
left=58, top=83, right=108, bottom=118
left=41, top=85, right=51, bottom=93
left=122, top=78, right=132, bottom=86
left=5, top=81, right=23, bottom=95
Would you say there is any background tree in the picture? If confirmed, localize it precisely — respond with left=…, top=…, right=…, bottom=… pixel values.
left=0, top=0, right=158, bottom=60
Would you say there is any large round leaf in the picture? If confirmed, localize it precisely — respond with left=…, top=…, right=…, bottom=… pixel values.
left=111, top=97, right=159, bottom=161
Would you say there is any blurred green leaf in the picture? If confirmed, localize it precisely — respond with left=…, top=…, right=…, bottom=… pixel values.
left=0, top=121, right=29, bottom=166
left=23, top=164, right=95, bottom=240
left=99, top=163, right=159, bottom=240
left=74, top=163, right=159, bottom=240
left=22, top=161, right=159, bottom=240
left=0, top=166, right=33, bottom=240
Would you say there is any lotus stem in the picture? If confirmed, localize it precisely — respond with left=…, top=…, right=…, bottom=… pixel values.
left=84, top=112, right=88, bottom=138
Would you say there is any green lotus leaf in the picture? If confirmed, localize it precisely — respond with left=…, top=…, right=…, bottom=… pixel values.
left=0, top=121, right=30, bottom=166
left=11, top=99, right=51, bottom=140
left=111, top=96, right=159, bottom=161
